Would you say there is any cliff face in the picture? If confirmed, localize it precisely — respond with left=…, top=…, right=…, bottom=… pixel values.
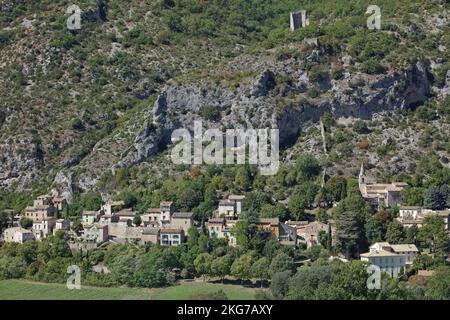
left=138, top=60, right=430, bottom=156
left=48, top=54, right=431, bottom=200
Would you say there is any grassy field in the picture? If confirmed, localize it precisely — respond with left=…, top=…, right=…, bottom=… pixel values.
left=0, top=280, right=155, bottom=300
left=0, top=280, right=258, bottom=300
left=153, top=281, right=258, bottom=300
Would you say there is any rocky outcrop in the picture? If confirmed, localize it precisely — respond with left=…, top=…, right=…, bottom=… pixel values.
left=129, top=60, right=430, bottom=157
left=442, top=70, right=450, bottom=97
left=50, top=171, right=74, bottom=203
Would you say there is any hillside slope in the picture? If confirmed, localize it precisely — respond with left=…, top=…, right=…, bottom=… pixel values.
left=0, top=0, right=449, bottom=201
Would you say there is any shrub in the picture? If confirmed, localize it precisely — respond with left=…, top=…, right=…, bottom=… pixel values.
left=307, top=87, right=321, bottom=98
left=352, top=120, right=369, bottom=134
left=71, top=118, right=84, bottom=131
left=201, top=106, right=220, bottom=121
left=361, top=59, right=385, bottom=74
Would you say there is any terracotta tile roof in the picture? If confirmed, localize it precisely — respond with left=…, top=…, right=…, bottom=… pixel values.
left=160, top=228, right=184, bottom=234
left=172, top=212, right=193, bottom=219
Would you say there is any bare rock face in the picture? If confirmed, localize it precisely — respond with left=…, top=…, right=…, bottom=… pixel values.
left=0, top=0, right=25, bottom=12
left=442, top=70, right=450, bottom=97
left=252, top=70, right=277, bottom=97
left=131, top=60, right=430, bottom=156
left=0, top=136, right=43, bottom=190
left=82, top=0, right=107, bottom=22
left=0, top=49, right=427, bottom=199
left=51, top=171, right=74, bottom=203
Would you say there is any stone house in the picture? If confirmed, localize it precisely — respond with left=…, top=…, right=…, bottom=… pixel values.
left=228, top=195, right=245, bottom=215
left=358, top=164, right=407, bottom=209
left=141, top=227, right=159, bottom=245
left=171, top=212, right=194, bottom=233
left=160, top=228, right=184, bottom=246
left=83, top=224, right=109, bottom=243
left=145, top=202, right=176, bottom=227
left=52, top=197, right=67, bottom=211
left=32, top=217, right=57, bottom=240
left=256, top=218, right=280, bottom=240
left=23, top=195, right=55, bottom=222
left=3, top=227, right=35, bottom=243
left=82, top=211, right=98, bottom=226
left=361, top=242, right=418, bottom=277
left=54, top=219, right=71, bottom=233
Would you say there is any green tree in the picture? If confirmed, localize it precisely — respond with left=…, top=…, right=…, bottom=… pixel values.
left=19, top=217, right=33, bottom=229
left=134, top=253, right=174, bottom=287
left=110, top=255, right=137, bottom=285
left=424, top=185, right=449, bottom=210
left=235, top=166, right=251, bottom=191
left=316, top=208, right=330, bottom=223
left=210, top=255, right=232, bottom=283
left=418, top=215, right=450, bottom=260
left=324, top=176, right=347, bottom=203
left=133, top=216, right=142, bottom=226
left=194, top=252, right=212, bottom=282
left=295, top=155, right=321, bottom=181
left=251, top=257, right=270, bottom=288
left=352, top=120, right=369, bottom=134
left=335, top=211, right=366, bottom=260
left=269, top=252, right=294, bottom=277
left=425, top=266, right=450, bottom=300
left=365, top=215, right=383, bottom=244
left=230, top=254, right=252, bottom=283
left=270, top=270, right=292, bottom=299
left=288, top=183, right=319, bottom=218
left=386, top=220, right=407, bottom=244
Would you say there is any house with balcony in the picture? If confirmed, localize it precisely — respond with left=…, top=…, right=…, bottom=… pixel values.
left=360, top=242, right=418, bottom=277
left=160, top=228, right=184, bottom=246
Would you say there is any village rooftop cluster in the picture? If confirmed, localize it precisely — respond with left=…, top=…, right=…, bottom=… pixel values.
left=1, top=163, right=449, bottom=279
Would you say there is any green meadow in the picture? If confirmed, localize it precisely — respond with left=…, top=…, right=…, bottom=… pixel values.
left=0, top=280, right=258, bottom=300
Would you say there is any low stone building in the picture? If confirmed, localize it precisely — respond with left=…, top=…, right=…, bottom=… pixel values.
left=141, top=227, right=159, bottom=245
left=397, top=207, right=450, bottom=231
left=107, top=224, right=159, bottom=245
left=256, top=218, right=280, bottom=240
left=83, top=224, right=109, bottom=243
left=3, top=227, right=35, bottom=243
left=82, top=211, right=98, bottom=226
left=171, top=212, right=194, bottom=233
left=52, top=197, right=67, bottom=211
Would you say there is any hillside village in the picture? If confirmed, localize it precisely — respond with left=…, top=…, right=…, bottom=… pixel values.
left=1, top=163, right=449, bottom=280
left=0, top=0, right=449, bottom=301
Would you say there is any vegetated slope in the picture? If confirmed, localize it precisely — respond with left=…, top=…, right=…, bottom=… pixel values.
left=0, top=0, right=449, bottom=200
